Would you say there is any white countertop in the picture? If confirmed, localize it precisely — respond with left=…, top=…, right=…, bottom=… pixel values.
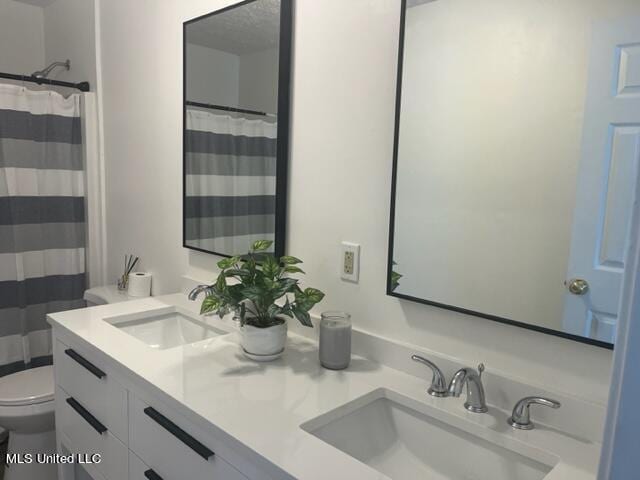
left=48, top=294, right=600, bottom=480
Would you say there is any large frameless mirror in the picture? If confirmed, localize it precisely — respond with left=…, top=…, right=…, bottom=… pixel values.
left=388, top=0, right=640, bottom=348
left=183, top=0, right=292, bottom=257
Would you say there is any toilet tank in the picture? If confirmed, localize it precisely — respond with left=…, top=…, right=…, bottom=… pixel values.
left=83, top=285, right=136, bottom=306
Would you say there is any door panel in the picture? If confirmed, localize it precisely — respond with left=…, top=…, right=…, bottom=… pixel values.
left=563, top=18, right=640, bottom=343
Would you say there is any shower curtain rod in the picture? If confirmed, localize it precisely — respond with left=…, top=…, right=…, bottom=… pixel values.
left=0, top=71, right=90, bottom=92
left=186, top=100, right=276, bottom=118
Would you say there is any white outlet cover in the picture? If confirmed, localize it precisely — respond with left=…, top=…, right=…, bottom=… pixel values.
left=341, top=242, right=360, bottom=282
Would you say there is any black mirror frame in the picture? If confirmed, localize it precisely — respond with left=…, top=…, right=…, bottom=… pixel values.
left=386, top=0, right=612, bottom=350
left=182, top=0, right=293, bottom=259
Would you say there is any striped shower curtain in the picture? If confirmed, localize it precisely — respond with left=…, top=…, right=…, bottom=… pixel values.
left=0, top=84, right=86, bottom=374
left=185, top=108, right=277, bottom=255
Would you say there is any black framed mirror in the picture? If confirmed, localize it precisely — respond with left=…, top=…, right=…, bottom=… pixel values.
left=183, top=0, right=292, bottom=258
left=387, top=0, right=640, bottom=349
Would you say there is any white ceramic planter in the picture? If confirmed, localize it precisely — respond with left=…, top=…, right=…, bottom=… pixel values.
left=240, top=321, right=287, bottom=361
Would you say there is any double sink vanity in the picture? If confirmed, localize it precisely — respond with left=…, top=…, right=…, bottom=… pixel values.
left=47, top=285, right=604, bottom=480
left=164, top=0, right=624, bottom=476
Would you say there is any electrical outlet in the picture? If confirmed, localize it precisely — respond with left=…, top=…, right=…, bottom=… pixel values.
left=344, top=251, right=355, bottom=275
left=341, top=242, right=360, bottom=282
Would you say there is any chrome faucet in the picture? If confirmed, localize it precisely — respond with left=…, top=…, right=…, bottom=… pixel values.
left=411, top=355, right=448, bottom=397
left=508, top=396, right=561, bottom=430
left=188, top=284, right=212, bottom=301
left=448, top=364, right=488, bottom=413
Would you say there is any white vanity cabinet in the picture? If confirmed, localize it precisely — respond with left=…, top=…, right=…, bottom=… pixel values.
left=129, top=396, right=248, bottom=480
left=54, top=338, right=128, bottom=480
left=54, top=340, right=129, bottom=442
left=52, top=333, right=257, bottom=480
left=55, top=383, right=128, bottom=480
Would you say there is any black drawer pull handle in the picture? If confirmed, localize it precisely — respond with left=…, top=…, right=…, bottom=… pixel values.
left=143, top=407, right=214, bottom=460
left=66, top=397, right=107, bottom=434
left=65, top=349, right=106, bottom=379
left=144, top=469, right=163, bottom=480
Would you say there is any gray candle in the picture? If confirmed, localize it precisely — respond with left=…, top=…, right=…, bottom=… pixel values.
left=319, top=311, right=351, bottom=370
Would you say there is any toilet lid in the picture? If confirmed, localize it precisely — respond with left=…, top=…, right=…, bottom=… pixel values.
left=0, top=365, right=54, bottom=406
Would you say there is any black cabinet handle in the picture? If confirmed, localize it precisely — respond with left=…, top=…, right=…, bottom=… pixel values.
left=66, top=397, right=107, bottom=434
left=143, top=407, right=214, bottom=460
left=65, top=349, right=106, bottom=379
left=144, top=469, right=163, bottom=480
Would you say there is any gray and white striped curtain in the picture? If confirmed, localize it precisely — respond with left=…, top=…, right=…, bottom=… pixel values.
left=0, top=84, right=86, bottom=372
left=185, top=109, right=277, bottom=255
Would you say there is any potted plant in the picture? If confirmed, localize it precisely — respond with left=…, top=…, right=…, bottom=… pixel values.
left=199, top=240, right=325, bottom=361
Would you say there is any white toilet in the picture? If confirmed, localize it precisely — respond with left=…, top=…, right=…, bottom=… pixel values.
left=84, top=284, right=136, bottom=306
left=0, top=365, right=56, bottom=480
left=0, top=286, right=134, bottom=480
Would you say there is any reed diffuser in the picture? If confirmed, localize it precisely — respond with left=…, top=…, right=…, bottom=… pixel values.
left=117, top=254, right=139, bottom=291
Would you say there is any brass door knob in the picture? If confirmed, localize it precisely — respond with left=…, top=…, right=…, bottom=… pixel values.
left=566, top=278, right=589, bottom=295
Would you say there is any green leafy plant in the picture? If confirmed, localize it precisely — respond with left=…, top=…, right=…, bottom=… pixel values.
left=390, top=261, right=403, bottom=292
left=200, top=240, right=325, bottom=328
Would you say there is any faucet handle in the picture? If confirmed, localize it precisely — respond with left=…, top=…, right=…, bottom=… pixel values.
left=477, top=363, right=485, bottom=378
left=508, top=396, right=561, bottom=430
left=188, top=284, right=213, bottom=301
left=411, top=355, right=448, bottom=397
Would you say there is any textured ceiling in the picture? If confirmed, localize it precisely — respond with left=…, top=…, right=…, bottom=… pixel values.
left=186, top=0, right=280, bottom=55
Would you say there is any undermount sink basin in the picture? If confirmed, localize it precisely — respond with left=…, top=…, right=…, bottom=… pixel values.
left=103, top=307, right=226, bottom=350
left=301, top=389, right=555, bottom=480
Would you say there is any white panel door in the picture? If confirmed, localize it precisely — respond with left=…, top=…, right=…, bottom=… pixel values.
left=563, top=17, right=640, bottom=343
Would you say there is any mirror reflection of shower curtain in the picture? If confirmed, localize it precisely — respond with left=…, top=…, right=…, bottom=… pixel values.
left=185, top=109, right=277, bottom=255
left=0, top=84, right=87, bottom=372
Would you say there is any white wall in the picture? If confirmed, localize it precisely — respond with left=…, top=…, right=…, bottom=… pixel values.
left=185, top=43, right=279, bottom=113
left=186, top=42, right=239, bottom=106
left=0, top=0, right=44, bottom=75
left=239, top=47, right=279, bottom=114
left=42, top=0, right=97, bottom=89
left=98, top=0, right=613, bottom=404
left=0, top=0, right=96, bottom=90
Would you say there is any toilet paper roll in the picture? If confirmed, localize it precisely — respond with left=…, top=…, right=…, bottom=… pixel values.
left=127, top=272, right=152, bottom=297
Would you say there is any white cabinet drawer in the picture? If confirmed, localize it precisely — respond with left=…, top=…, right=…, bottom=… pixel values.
left=130, top=396, right=248, bottom=480
left=56, top=385, right=128, bottom=480
left=54, top=339, right=128, bottom=443
left=129, top=451, right=177, bottom=480
left=129, top=451, right=157, bottom=480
